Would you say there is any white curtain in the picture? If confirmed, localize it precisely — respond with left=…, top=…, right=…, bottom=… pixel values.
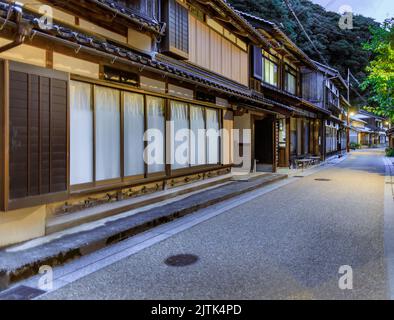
left=70, top=81, right=93, bottom=185
left=95, top=86, right=120, bottom=181
left=190, top=105, right=206, bottom=166
left=146, top=96, right=165, bottom=173
left=171, top=101, right=189, bottom=169
left=206, top=108, right=220, bottom=164
left=124, top=92, right=145, bottom=176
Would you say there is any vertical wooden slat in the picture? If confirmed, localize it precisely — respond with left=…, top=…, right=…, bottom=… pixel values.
left=120, top=91, right=125, bottom=180
left=92, top=84, right=96, bottom=183
left=38, top=76, right=42, bottom=195
left=66, top=75, right=70, bottom=194
left=27, top=74, right=30, bottom=195
left=48, top=78, right=52, bottom=192
left=0, top=60, right=9, bottom=211
left=143, top=94, right=148, bottom=178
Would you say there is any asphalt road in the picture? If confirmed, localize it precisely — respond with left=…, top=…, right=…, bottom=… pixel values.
left=42, top=149, right=388, bottom=299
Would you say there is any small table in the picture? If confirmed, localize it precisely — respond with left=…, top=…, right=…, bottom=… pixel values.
left=296, top=159, right=313, bottom=171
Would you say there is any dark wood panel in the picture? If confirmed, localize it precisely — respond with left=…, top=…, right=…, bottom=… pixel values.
left=29, top=74, right=40, bottom=196
left=50, top=79, right=67, bottom=193
left=9, top=71, right=68, bottom=200
left=9, top=71, right=28, bottom=199
left=40, top=77, right=51, bottom=194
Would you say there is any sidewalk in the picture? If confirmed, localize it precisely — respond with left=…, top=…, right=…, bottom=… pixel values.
left=277, top=153, right=348, bottom=177
left=0, top=172, right=287, bottom=291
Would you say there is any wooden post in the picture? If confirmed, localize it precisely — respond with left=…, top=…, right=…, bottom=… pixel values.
left=0, top=60, right=9, bottom=211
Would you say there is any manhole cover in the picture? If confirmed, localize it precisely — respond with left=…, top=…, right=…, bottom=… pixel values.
left=0, top=285, right=46, bottom=300
left=164, top=254, right=199, bottom=267
left=314, top=178, right=331, bottom=182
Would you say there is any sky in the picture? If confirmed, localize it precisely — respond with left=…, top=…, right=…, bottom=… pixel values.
left=310, top=0, right=393, bottom=22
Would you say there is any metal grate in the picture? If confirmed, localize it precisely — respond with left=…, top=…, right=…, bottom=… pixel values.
left=0, top=285, right=46, bottom=300
left=164, top=254, right=199, bottom=267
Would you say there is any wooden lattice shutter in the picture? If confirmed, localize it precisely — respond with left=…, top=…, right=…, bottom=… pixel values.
left=9, top=63, right=68, bottom=202
left=162, top=0, right=189, bottom=59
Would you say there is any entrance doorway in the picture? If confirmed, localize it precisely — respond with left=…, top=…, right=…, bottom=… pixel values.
left=254, top=117, right=274, bottom=172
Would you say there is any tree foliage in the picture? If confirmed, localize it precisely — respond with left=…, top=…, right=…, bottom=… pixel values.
left=361, top=19, right=394, bottom=119
left=228, top=0, right=379, bottom=80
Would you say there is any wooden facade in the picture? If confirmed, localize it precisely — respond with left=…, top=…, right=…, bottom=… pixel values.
left=0, top=0, right=360, bottom=245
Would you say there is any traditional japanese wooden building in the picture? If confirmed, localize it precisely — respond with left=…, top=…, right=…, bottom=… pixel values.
left=0, top=0, right=300, bottom=246
left=306, top=61, right=349, bottom=157
left=0, top=0, right=353, bottom=246
left=238, top=12, right=350, bottom=168
left=350, top=110, right=389, bottom=148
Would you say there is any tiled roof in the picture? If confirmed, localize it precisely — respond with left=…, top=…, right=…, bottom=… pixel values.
left=0, top=1, right=332, bottom=117
left=236, top=10, right=317, bottom=70
left=46, top=0, right=165, bottom=35
left=0, top=1, right=264, bottom=103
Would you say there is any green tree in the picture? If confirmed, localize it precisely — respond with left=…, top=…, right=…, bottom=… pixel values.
left=228, top=0, right=378, bottom=80
left=361, top=19, right=394, bottom=119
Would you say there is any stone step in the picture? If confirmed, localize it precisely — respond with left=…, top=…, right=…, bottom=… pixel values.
left=0, top=173, right=287, bottom=291
left=46, top=174, right=233, bottom=235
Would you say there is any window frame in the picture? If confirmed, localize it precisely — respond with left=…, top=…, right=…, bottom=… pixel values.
left=284, top=64, right=298, bottom=95
left=69, top=76, right=224, bottom=194
left=262, top=51, right=279, bottom=87
left=117, top=0, right=160, bottom=21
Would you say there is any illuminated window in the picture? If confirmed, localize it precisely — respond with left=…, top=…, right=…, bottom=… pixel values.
left=263, top=51, right=279, bottom=87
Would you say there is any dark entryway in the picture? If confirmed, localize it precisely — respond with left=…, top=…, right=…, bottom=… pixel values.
left=254, top=117, right=274, bottom=172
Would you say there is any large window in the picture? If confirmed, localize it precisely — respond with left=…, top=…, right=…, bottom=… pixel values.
left=70, top=81, right=93, bottom=185
left=206, top=108, right=220, bottom=164
left=325, top=122, right=338, bottom=153
left=285, top=65, right=297, bottom=95
left=124, top=92, right=145, bottom=177
left=170, top=102, right=220, bottom=169
left=146, top=96, right=165, bottom=174
left=190, top=105, right=206, bottom=165
left=95, top=86, right=121, bottom=181
left=171, top=101, right=190, bottom=169
left=70, top=81, right=222, bottom=189
left=263, top=51, right=279, bottom=87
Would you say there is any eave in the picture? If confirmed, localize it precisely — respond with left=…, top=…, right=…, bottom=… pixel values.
left=190, top=0, right=271, bottom=48
left=39, top=0, right=165, bottom=36
left=236, top=10, right=317, bottom=70
left=298, top=98, right=332, bottom=117
left=0, top=1, right=276, bottom=111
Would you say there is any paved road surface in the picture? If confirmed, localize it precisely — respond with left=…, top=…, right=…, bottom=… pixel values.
left=42, top=149, right=388, bottom=299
